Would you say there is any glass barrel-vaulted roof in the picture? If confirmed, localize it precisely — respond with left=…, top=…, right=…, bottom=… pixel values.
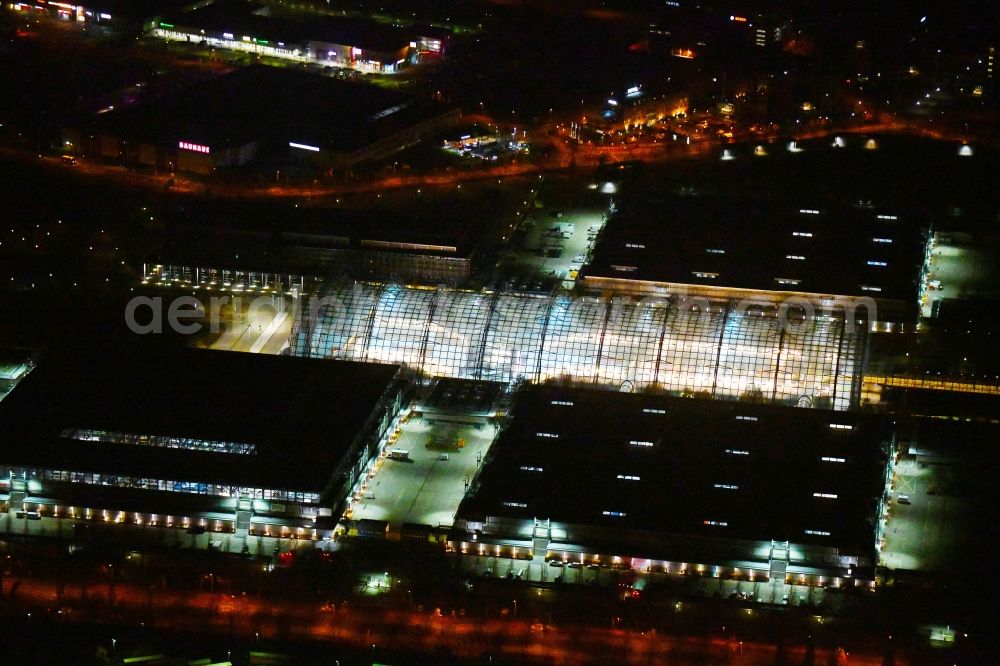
left=291, top=283, right=864, bottom=410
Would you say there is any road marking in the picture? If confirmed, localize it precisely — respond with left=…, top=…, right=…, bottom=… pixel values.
left=250, top=310, right=289, bottom=353
left=896, top=473, right=917, bottom=494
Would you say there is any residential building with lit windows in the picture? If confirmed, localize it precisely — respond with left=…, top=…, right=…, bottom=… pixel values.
left=0, top=345, right=403, bottom=545
left=450, top=385, right=896, bottom=587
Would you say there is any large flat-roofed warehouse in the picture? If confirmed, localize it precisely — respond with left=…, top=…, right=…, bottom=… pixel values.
left=451, top=385, right=895, bottom=587
left=0, top=345, right=402, bottom=545
left=0, top=349, right=35, bottom=403
left=77, top=64, right=459, bottom=174
left=143, top=196, right=485, bottom=286
left=582, top=192, right=927, bottom=324
left=151, top=0, right=435, bottom=72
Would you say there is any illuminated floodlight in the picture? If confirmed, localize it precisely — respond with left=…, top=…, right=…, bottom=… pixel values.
left=753, top=145, right=767, bottom=156
left=832, top=136, right=845, bottom=148
left=720, top=149, right=734, bottom=160
left=289, top=142, right=321, bottom=152
left=959, top=144, right=973, bottom=157
left=864, top=138, right=878, bottom=150
left=787, top=140, right=803, bottom=153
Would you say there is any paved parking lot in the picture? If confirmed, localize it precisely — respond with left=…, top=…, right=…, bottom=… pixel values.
left=879, top=455, right=971, bottom=571
left=516, top=208, right=607, bottom=287
left=921, top=233, right=1000, bottom=317
left=352, top=413, right=499, bottom=531
left=504, top=176, right=613, bottom=291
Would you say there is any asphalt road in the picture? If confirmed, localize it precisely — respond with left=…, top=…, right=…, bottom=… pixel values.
left=5, top=576, right=889, bottom=665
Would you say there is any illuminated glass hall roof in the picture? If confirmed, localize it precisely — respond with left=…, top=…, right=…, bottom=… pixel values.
left=292, top=283, right=865, bottom=410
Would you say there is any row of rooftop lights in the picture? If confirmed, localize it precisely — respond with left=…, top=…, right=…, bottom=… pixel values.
left=724, top=138, right=973, bottom=160
left=517, top=414, right=855, bottom=523
left=536, top=414, right=854, bottom=429
left=494, top=499, right=841, bottom=539
left=616, top=206, right=901, bottom=293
